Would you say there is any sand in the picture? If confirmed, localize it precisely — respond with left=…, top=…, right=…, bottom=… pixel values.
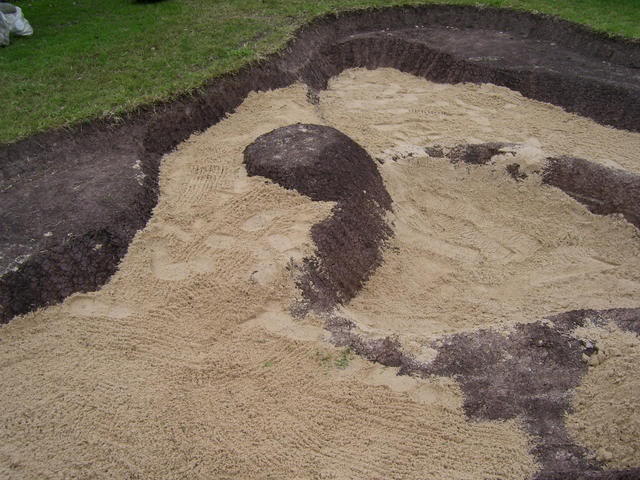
left=1, top=68, right=639, bottom=478
left=567, top=323, right=640, bottom=469
left=320, top=69, right=640, bottom=356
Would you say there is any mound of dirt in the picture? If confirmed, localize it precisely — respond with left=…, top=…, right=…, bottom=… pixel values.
left=244, top=123, right=392, bottom=311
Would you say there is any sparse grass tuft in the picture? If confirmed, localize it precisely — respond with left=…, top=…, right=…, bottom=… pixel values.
left=316, top=350, right=334, bottom=369
left=315, top=348, right=355, bottom=369
left=335, top=348, right=354, bottom=369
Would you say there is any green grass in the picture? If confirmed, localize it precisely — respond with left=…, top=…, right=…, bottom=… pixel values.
left=2, top=0, right=639, bottom=145
left=315, top=348, right=354, bottom=369
left=334, top=348, right=354, bottom=369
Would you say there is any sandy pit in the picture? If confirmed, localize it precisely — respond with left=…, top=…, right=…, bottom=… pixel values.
left=1, top=68, right=639, bottom=478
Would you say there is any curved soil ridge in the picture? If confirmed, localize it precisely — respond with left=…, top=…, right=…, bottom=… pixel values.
left=2, top=4, right=640, bottom=322
left=243, top=124, right=392, bottom=311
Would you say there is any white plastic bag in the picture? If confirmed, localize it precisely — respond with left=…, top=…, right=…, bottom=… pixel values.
left=0, top=11, right=9, bottom=47
left=0, top=3, right=33, bottom=46
left=7, top=5, right=33, bottom=36
left=11, top=7, right=33, bottom=37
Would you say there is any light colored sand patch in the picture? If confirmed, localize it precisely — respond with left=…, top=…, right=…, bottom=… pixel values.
left=342, top=358, right=464, bottom=408
left=65, top=294, right=132, bottom=319
left=491, top=141, right=548, bottom=176
left=0, top=81, right=540, bottom=479
left=320, top=68, right=640, bottom=174
left=342, top=153, right=640, bottom=338
left=567, top=323, right=640, bottom=469
left=242, top=304, right=327, bottom=342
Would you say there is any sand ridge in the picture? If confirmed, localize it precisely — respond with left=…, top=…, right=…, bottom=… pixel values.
left=1, top=68, right=639, bottom=478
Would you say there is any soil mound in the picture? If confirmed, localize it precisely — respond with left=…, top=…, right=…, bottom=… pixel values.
left=244, top=124, right=392, bottom=310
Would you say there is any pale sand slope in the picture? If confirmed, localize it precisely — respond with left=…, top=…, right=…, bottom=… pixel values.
left=567, top=324, right=640, bottom=469
left=1, top=68, right=639, bottom=478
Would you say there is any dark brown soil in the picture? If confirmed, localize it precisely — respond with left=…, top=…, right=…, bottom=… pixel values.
left=448, top=142, right=514, bottom=165
left=0, top=130, right=157, bottom=320
left=244, top=124, right=392, bottom=311
left=543, top=156, right=640, bottom=230
left=326, top=314, right=418, bottom=369
left=2, top=4, right=640, bottom=322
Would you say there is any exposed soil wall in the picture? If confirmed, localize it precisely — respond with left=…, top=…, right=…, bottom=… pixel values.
left=543, top=156, right=640, bottom=230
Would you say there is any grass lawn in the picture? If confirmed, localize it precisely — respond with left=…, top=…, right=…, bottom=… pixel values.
left=2, top=0, right=639, bottom=145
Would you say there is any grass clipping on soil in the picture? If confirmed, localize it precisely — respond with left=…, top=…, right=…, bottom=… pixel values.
left=1, top=68, right=640, bottom=478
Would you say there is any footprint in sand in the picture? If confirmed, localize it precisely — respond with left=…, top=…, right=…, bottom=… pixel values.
left=267, top=234, right=295, bottom=252
left=242, top=303, right=325, bottom=342
left=249, top=262, right=279, bottom=286
left=205, top=233, right=237, bottom=250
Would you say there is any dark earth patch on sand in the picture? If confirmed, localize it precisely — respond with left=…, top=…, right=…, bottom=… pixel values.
left=448, top=141, right=514, bottom=165
left=422, top=308, right=640, bottom=479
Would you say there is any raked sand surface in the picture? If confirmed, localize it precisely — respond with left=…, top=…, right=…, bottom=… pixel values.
left=2, top=68, right=640, bottom=478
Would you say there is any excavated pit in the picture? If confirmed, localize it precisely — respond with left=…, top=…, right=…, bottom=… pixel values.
left=1, top=4, right=639, bottom=479
left=3, top=4, right=640, bottom=322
